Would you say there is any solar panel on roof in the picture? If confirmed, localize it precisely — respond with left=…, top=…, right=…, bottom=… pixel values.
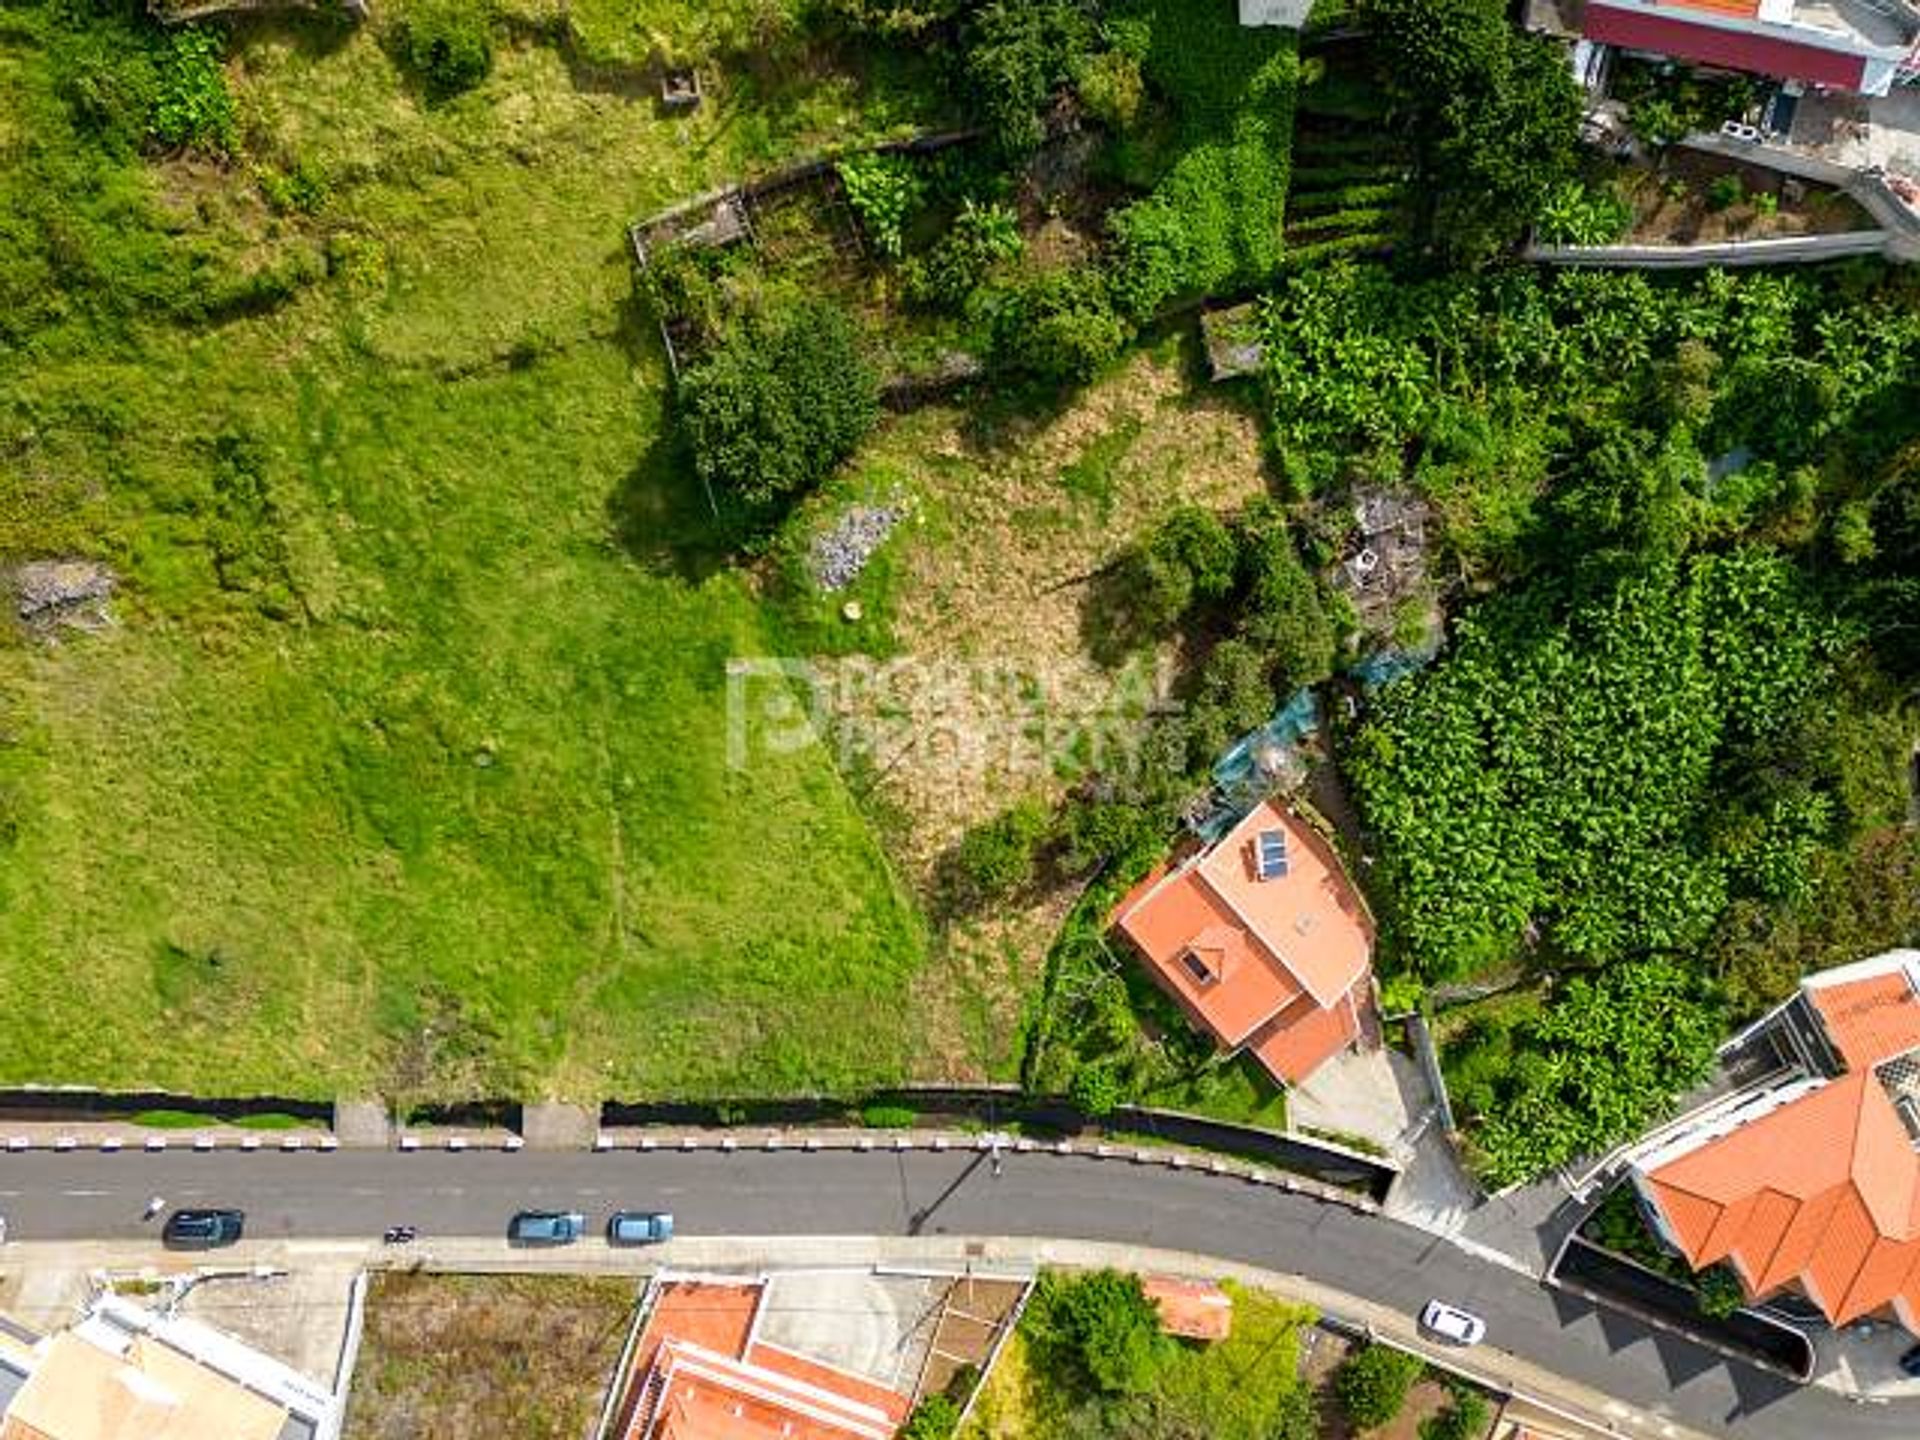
left=1255, top=828, right=1289, bottom=880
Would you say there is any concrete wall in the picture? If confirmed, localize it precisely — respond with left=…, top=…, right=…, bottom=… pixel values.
left=1528, top=230, right=1896, bottom=267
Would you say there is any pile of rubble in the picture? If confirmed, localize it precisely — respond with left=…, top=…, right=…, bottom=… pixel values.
left=12, top=559, right=117, bottom=634
left=810, top=503, right=904, bottom=592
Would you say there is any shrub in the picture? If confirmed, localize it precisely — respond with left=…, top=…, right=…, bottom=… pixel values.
left=396, top=0, right=494, bottom=99
left=859, top=1102, right=918, bottom=1129
left=1076, top=47, right=1144, bottom=130
left=150, top=26, right=236, bottom=152
left=677, top=299, right=879, bottom=509
left=1185, top=638, right=1276, bottom=769
left=1706, top=174, right=1745, bottom=212
left=836, top=152, right=924, bottom=260
left=954, top=798, right=1052, bottom=900
left=988, top=268, right=1131, bottom=385
left=899, top=1394, right=960, bottom=1440
left=964, top=0, right=1097, bottom=155
left=1419, top=1390, right=1491, bottom=1440
left=1695, top=1265, right=1747, bottom=1319
left=1536, top=181, right=1633, bottom=245
left=1333, top=1343, right=1426, bottom=1430
left=1106, top=200, right=1189, bottom=322
left=1069, top=1060, right=1126, bottom=1116
left=1056, top=796, right=1165, bottom=874
left=1105, top=504, right=1239, bottom=644
left=1027, top=1269, right=1170, bottom=1396
left=1236, top=510, right=1338, bottom=689
left=259, top=157, right=330, bottom=215
left=821, top=0, right=968, bottom=36
left=905, top=199, right=1022, bottom=311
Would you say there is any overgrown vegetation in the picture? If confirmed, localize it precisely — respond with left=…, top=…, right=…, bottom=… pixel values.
left=345, top=1273, right=638, bottom=1440
left=1268, top=259, right=1920, bottom=1178
left=966, top=1272, right=1316, bottom=1440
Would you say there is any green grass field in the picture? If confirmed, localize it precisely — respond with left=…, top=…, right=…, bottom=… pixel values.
left=0, top=4, right=933, bottom=1100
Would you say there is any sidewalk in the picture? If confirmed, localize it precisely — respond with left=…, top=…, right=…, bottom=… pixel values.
left=0, top=1234, right=1713, bottom=1440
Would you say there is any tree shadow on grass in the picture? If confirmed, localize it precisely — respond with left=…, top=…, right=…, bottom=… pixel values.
left=606, top=427, right=734, bottom=584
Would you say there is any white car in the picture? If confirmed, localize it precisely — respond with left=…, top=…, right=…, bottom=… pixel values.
left=1419, top=1299, right=1487, bottom=1346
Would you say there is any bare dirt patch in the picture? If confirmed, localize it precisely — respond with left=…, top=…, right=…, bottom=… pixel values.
left=1620, top=155, right=1873, bottom=244
left=343, top=1271, right=640, bottom=1440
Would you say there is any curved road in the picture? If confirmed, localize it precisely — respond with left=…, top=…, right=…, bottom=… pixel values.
left=0, top=1148, right=1890, bottom=1437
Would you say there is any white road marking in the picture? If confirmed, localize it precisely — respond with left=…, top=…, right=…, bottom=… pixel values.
left=60, top=1189, right=109, bottom=1197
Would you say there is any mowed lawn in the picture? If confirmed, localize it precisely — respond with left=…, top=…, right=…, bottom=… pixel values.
left=0, top=8, right=929, bottom=1099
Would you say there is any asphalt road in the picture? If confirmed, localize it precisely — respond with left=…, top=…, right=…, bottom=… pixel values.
left=0, top=1148, right=1892, bottom=1437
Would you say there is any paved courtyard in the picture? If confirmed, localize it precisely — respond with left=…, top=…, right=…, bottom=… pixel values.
left=1792, top=87, right=1920, bottom=180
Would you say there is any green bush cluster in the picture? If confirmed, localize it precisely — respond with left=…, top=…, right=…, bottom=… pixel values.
left=1419, top=1389, right=1491, bottom=1440
left=1333, top=1343, right=1426, bottom=1430
left=903, top=199, right=1022, bottom=311
left=395, top=0, right=494, bottom=98
left=859, top=1102, right=918, bottom=1128
left=1536, top=180, right=1634, bottom=245
left=836, top=151, right=924, bottom=259
left=987, top=267, right=1130, bottom=385
left=898, top=1394, right=960, bottom=1440
left=1359, top=0, right=1581, bottom=260
left=677, top=298, right=879, bottom=510
left=1349, top=549, right=1829, bottom=983
left=1106, top=37, right=1296, bottom=319
left=150, top=25, right=236, bottom=151
left=952, top=798, right=1053, bottom=902
left=1027, top=1269, right=1171, bottom=1397
left=962, top=0, right=1098, bottom=156
left=1453, top=961, right=1723, bottom=1184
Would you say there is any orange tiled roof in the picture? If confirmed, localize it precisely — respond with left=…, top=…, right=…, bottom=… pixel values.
left=1140, top=1276, right=1234, bottom=1341
left=621, top=1281, right=913, bottom=1440
left=1652, top=0, right=1762, bottom=17
left=1113, top=800, right=1372, bottom=1083
left=646, top=1341, right=896, bottom=1440
left=1640, top=955, right=1920, bottom=1331
left=1251, top=992, right=1363, bottom=1086
left=743, top=1343, right=911, bottom=1425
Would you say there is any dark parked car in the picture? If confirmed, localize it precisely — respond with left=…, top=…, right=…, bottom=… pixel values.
left=607, top=1211, right=674, bottom=1246
left=508, top=1210, right=585, bottom=1246
left=162, top=1208, right=244, bottom=1250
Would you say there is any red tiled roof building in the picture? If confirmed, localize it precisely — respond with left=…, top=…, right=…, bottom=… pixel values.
left=1112, top=799, right=1375, bottom=1087
left=1632, top=951, right=1920, bottom=1333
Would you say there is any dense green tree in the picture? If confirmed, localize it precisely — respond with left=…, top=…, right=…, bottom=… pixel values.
left=1333, top=1344, right=1426, bottom=1430
left=677, top=299, right=878, bottom=509
left=1359, top=0, right=1579, bottom=259
left=989, top=266, right=1132, bottom=384
left=963, top=0, right=1097, bottom=155
left=1236, top=510, right=1338, bottom=689
left=1029, top=1270, right=1172, bottom=1398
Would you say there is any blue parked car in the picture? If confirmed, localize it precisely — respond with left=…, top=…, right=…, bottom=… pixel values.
left=608, top=1211, right=674, bottom=1246
left=507, top=1210, right=585, bottom=1246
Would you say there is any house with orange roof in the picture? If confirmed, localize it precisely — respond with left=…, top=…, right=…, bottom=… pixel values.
left=614, top=1276, right=917, bottom=1440
left=1112, top=798, right=1375, bottom=1087
left=1628, top=950, right=1920, bottom=1334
